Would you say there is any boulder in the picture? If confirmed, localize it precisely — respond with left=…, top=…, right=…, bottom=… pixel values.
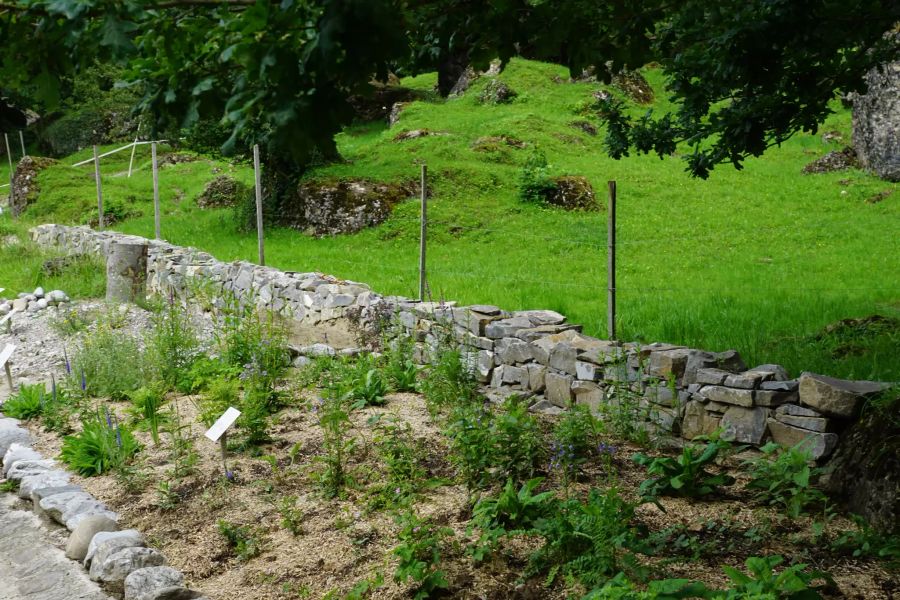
left=30, top=484, right=83, bottom=513
left=0, top=425, right=32, bottom=457
left=66, top=515, right=119, bottom=561
left=145, top=588, right=206, bottom=600
left=40, top=491, right=96, bottom=525
left=700, top=386, right=754, bottom=408
left=282, top=179, right=413, bottom=236
left=798, top=372, right=888, bottom=418
left=544, top=176, right=598, bottom=211
left=2, top=443, right=42, bottom=475
left=767, top=419, right=839, bottom=460
left=801, top=146, right=859, bottom=174
left=196, top=176, right=248, bottom=208
left=9, top=156, right=58, bottom=217
left=477, top=79, right=517, bottom=104
left=721, top=406, right=769, bottom=444
left=5, top=459, right=54, bottom=480
left=612, top=70, right=654, bottom=104
left=90, top=546, right=166, bottom=586
left=852, top=57, right=900, bottom=181
left=124, top=566, right=184, bottom=600
left=19, top=470, right=71, bottom=499
left=85, top=529, right=146, bottom=568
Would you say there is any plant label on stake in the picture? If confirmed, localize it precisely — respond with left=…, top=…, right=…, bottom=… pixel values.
left=205, top=406, right=241, bottom=479
left=0, top=343, right=16, bottom=393
left=0, top=308, right=17, bottom=333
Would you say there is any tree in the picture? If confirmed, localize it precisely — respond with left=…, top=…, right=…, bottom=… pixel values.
left=0, top=0, right=897, bottom=185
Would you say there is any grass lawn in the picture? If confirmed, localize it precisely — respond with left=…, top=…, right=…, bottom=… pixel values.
left=2, top=59, right=898, bottom=380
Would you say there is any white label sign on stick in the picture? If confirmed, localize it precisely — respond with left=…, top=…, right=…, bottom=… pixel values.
left=0, top=309, right=17, bottom=326
left=0, top=344, right=15, bottom=368
left=205, top=406, right=241, bottom=442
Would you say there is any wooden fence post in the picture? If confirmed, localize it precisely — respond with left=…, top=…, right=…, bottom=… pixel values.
left=607, top=180, right=617, bottom=340
left=418, top=164, right=428, bottom=301
left=152, top=142, right=161, bottom=239
left=253, top=144, right=265, bottom=266
left=93, top=145, right=104, bottom=230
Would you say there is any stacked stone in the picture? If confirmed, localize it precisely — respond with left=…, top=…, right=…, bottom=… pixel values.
left=0, top=287, right=70, bottom=315
left=0, top=416, right=207, bottom=599
left=28, top=224, right=893, bottom=463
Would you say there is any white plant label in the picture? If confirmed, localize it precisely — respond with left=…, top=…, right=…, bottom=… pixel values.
left=205, top=406, right=241, bottom=442
left=0, top=308, right=17, bottom=325
left=0, top=344, right=15, bottom=369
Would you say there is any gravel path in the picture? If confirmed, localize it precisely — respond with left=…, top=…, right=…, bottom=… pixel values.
left=0, top=494, right=110, bottom=600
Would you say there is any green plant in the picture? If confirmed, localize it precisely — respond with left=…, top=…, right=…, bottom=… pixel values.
left=419, top=345, right=479, bottom=415
left=145, top=293, right=200, bottom=390
left=0, top=480, right=19, bottom=492
left=530, top=488, right=640, bottom=588
left=370, top=420, right=427, bottom=509
left=237, top=387, right=272, bottom=448
left=519, top=149, right=556, bottom=204
left=155, top=480, right=181, bottom=511
left=313, top=391, right=356, bottom=498
left=278, top=495, right=304, bottom=536
left=164, top=401, right=199, bottom=479
left=550, top=404, right=602, bottom=491
left=198, top=376, right=241, bottom=427
left=182, top=356, right=242, bottom=394
left=48, top=307, right=93, bottom=336
left=60, top=413, right=141, bottom=476
left=744, top=442, right=827, bottom=517
left=351, top=367, right=388, bottom=407
left=392, top=511, right=452, bottom=600
left=581, top=573, right=709, bottom=599
left=830, top=515, right=900, bottom=566
left=71, top=322, right=145, bottom=399
left=41, top=380, right=76, bottom=434
left=717, top=555, right=827, bottom=599
left=633, top=438, right=735, bottom=502
left=216, top=293, right=289, bottom=394
left=217, top=519, right=266, bottom=562
left=469, top=477, right=556, bottom=560
left=1, top=382, right=46, bottom=420
left=383, top=335, right=419, bottom=392
left=127, top=385, right=168, bottom=445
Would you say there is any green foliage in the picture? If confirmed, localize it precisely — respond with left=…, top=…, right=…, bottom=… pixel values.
left=469, top=477, right=555, bottom=560
left=419, top=346, right=479, bottom=414
left=830, top=515, right=900, bottom=566
left=182, top=357, right=242, bottom=395
left=633, top=438, right=735, bottom=502
left=127, top=385, right=167, bottom=445
left=237, top=387, right=272, bottom=448
left=313, top=392, right=355, bottom=498
left=217, top=520, right=265, bottom=562
left=550, top=404, right=602, bottom=486
left=1, top=383, right=46, bottom=420
left=145, top=294, right=200, bottom=390
left=199, top=376, right=241, bottom=427
left=445, top=396, right=542, bottom=488
left=383, top=336, right=419, bottom=393
left=718, top=555, right=826, bottom=600
left=277, top=495, right=304, bottom=536
left=72, top=318, right=145, bottom=400
left=392, top=511, right=452, bottom=600
left=519, top=149, right=556, bottom=204
left=155, top=480, right=181, bottom=511
left=581, top=573, right=709, bottom=600
left=41, top=380, right=76, bottom=434
left=351, top=366, right=388, bottom=407
left=744, top=442, right=827, bottom=518
left=49, top=307, right=93, bottom=336
left=60, top=414, right=141, bottom=476
left=530, top=488, right=639, bottom=588
left=370, top=420, right=427, bottom=509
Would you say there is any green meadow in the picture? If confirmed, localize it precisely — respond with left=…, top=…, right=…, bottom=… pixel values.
left=2, top=59, right=898, bottom=380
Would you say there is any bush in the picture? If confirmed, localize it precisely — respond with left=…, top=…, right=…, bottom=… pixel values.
left=1, top=383, right=46, bottom=420
left=633, top=438, right=735, bottom=502
left=72, top=321, right=145, bottom=400
left=127, top=385, right=168, bottom=445
left=719, top=555, right=828, bottom=599
left=60, top=414, right=141, bottom=476
left=145, top=294, right=200, bottom=390
left=393, top=511, right=452, bottom=600
left=419, top=346, right=479, bottom=414
left=518, top=149, right=557, bottom=204
left=744, top=442, right=827, bottom=517
left=469, top=477, right=555, bottom=560
left=550, top=404, right=603, bottom=486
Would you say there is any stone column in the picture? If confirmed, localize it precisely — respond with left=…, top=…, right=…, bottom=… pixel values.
left=106, top=240, right=148, bottom=303
left=853, top=58, right=900, bottom=182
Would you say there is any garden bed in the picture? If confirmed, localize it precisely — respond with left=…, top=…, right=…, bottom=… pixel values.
left=2, top=298, right=898, bottom=600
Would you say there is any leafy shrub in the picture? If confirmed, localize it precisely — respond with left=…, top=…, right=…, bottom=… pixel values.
left=719, top=555, right=827, bottom=599
left=217, top=294, right=290, bottom=394
left=60, top=415, right=141, bottom=476
left=445, top=396, right=542, bottom=488
left=393, top=511, right=452, bottom=600
left=237, top=387, right=272, bottom=447
left=351, top=367, right=389, bottom=407
left=830, top=515, right=900, bottom=566
left=127, top=385, right=167, bottom=445
left=744, top=442, right=827, bottom=517
left=419, top=346, right=479, bottom=414
left=2, top=382, right=45, bottom=420
left=550, top=404, right=602, bottom=487
left=383, top=335, right=419, bottom=392
left=633, top=438, right=735, bottom=502
left=313, top=391, right=355, bottom=498
left=72, top=322, right=145, bottom=399
left=531, top=488, right=639, bottom=588
left=582, top=573, right=708, bottom=599
left=469, top=477, right=555, bottom=560
left=41, top=380, right=76, bottom=434
left=217, top=520, right=265, bottom=562
left=519, top=149, right=557, bottom=204
left=145, top=294, right=199, bottom=390
left=370, top=420, right=427, bottom=509
left=278, top=495, right=304, bottom=536
left=181, top=356, right=242, bottom=394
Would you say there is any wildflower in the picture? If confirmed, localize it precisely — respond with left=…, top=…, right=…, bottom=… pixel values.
left=80, top=369, right=86, bottom=392
left=63, top=347, right=71, bottom=375
left=115, top=425, right=123, bottom=448
left=225, top=470, right=235, bottom=482
left=104, top=407, right=112, bottom=428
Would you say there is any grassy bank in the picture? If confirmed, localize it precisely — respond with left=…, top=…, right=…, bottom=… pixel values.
left=2, top=59, right=898, bottom=379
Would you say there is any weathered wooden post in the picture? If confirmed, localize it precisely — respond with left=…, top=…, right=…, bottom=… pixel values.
left=4, top=133, right=13, bottom=215
left=93, top=145, right=104, bottom=230
left=253, top=144, right=265, bottom=266
left=607, top=180, right=617, bottom=341
left=418, top=164, right=428, bottom=301
left=106, top=240, right=149, bottom=303
left=18, top=131, right=26, bottom=158
left=152, top=142, right=161, bottom=239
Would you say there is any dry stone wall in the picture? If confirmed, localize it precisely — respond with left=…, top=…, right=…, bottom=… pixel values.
left=30, top=224, right=893, bottom=463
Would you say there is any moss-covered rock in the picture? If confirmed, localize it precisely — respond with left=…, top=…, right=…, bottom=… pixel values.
left=478, top=80, right=517, bottom=105
left=10, top=156, right=57, bottom=217
left=197, top=175, right=250, bottom=208
left=279, top=179, right=414, bottom=236
left=544, top=176, right=599, bottom=211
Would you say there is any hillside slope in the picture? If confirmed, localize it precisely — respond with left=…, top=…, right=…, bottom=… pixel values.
left=3, top=59, right=899, bottom=379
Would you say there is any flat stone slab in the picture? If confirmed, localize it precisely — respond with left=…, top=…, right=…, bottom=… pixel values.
left=767, top=418, right=839, bottom=460
left=124, top=566, right=184, bottom=600
left=30, top=485, right=83, bottom=513
left=85, top=530, right=145, bottom=568
left=2, top=444, right=43, bottom=475
left=39, top=491, right=95, bottom=525
left=799, top=372, right=889, bottom=418
left=90, top=547, right=166, bottom=585
left=19, top=471, right=71, bottom=500
left=701, top=385, right=754, bottom=408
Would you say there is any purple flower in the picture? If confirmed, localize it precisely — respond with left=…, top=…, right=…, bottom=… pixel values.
left=115, top=425, right=122, bottom=448
left=63, top=347, right=71, bottom=375
left=105, top=407, right=112, bottom=428
left=80, top=369, right=86, bottom=392
left=226, top=470, right=235, bottom=482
